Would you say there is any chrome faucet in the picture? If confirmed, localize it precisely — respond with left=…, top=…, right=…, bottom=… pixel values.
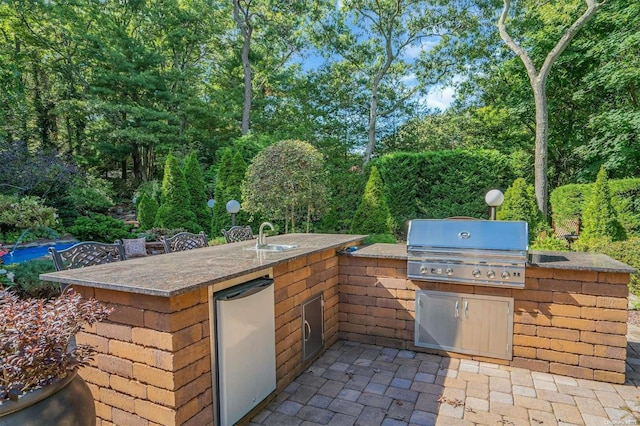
left=257, top=222, right=274, bottom=248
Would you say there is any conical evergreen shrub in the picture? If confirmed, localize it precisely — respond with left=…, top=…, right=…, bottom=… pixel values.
left=351, top=166, right=392, bottom=235
left=578, top=166, right=626, bottom=247
left=184, top=152, right=209, bottom=231
left=137, top=193, right=159, bottom=231
left=155, top=153, right=200, bottom=232
left=497, top=178, right=545, bottom=240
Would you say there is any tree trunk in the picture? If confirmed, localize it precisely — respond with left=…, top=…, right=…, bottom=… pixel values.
left=121, top=159, right=127, bottom=181
left=234, top=0, right=252, bottom=136
left=532, top=80, right=548, bottom=218
left=363, top=89, right=378, bottom=168
left=132, top=145, right=142, bottom=182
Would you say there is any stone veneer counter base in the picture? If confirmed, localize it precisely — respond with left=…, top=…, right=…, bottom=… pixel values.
left=338, top=243, right=636, bottom=385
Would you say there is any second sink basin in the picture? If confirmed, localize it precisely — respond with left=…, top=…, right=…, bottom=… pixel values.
left=245, top=244, right=299, bottom=252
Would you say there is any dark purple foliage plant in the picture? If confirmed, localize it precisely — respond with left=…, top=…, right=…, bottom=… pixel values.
left=0, top=289, right=113, bottom=402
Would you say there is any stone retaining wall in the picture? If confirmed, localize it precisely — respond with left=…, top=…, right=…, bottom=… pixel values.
left=338, top=256, right=629, bottom=384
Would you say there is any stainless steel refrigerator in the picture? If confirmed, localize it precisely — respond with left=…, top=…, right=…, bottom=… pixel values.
left=213, top=278, right=276, bottom=426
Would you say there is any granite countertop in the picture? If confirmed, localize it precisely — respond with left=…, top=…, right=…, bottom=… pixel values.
left=40, top=233, right=365, bottom=297
left=343, top=243, right=637, bottom=274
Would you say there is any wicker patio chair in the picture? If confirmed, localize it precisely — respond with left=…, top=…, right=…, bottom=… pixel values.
left=221, top=226, right=255, bottom=243
left=161, top=231, right=208, bottom=253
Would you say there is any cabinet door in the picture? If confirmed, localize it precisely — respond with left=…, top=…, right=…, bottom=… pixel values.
left=302, top=293, right=324, bottom=362
left=461, top=296, right=513, bottom=360
left=415, top=292, right=462, bottom=351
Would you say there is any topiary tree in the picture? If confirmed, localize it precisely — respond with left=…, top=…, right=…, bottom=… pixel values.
left=155, top=153, right=200, bottom=232
left=497, top=178, right=545, bottom=241
left=351, top=166, right=392, bottom=235
left=243, top=140, right=329, bottom=233
left=578, top=166, right=626, bottom=247
left=183, top=152, right=210, bottom=231
left=137, top=193, right=159, bottom=231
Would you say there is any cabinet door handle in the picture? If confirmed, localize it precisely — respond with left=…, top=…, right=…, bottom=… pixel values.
left=464, top=301, right=469, bottom=319
left=454, top=301, right=459, bottom=318
left=304, top=320, right=311, bottom=342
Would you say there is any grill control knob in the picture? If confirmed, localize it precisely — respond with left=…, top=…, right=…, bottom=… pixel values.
left=486, top=270, right=496, bottom=279
left=420, top=264, right=428, bottom=274
left=472, top=269, right=481, bottom=278
left=445, top=268, right=454, bottom=277
left=501, top=271, right=511, bottom=279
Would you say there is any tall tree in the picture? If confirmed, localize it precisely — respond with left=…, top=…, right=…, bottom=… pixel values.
left=232, top=0, right=328, bottom=135
left=315, top=0, right=478, bottom=167
left=497, top=0, right=607, bottom=218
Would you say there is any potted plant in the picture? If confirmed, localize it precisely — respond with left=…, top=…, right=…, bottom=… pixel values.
left=0, top=289, right=112, bottom=425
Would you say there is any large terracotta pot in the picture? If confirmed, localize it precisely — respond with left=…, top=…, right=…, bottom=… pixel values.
left=0, top=370, right=95, bottom=426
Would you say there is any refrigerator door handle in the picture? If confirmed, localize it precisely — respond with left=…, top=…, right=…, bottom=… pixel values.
left=222, top=281, right=271, bottom=301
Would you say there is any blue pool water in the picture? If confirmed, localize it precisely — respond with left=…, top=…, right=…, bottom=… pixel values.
left=1, top=242, right=77, bottom=265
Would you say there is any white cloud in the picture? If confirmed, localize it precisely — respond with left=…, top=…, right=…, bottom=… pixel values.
left=424, top=85, right=456, bottom=111
left=403, top=38, right=439, bottom=59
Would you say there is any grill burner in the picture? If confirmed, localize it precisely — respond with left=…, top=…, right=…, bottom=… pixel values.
left=407, top=219, right=528, bottom=288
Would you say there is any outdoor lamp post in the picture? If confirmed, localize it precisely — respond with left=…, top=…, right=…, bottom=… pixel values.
left=485, top=189, right=504, bottom=221
left=207, top=199, right=215, bottom=218
left=226, top=200, right=240, bottom=226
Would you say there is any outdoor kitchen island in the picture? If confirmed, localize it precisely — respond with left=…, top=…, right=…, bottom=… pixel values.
left=340, top=243, right=635, bottom=385
left=39, top=235, right=636, bottom=426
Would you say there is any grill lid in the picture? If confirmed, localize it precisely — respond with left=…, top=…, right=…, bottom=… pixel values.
left=407, top=219, right=528, bottom=253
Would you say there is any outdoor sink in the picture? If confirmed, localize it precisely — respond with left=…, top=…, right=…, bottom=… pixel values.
left=245, top=244, right=299, bottom=252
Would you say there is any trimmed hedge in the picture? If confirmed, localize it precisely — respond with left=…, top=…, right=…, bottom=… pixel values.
left=372, top=150, right=515, bottom=237
left=550, top=178, right=640, bottom=237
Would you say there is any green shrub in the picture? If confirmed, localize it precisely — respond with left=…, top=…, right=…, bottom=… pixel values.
left=67, top=175, right=114, bottom=215
left=319, top=158, right=366, bottom=233
left=135, top=180, right=162, bottom=204
left=68, top=214, right=134, bottom=242
left=155, top=153, right=200, bottom=232
left=351, top=166, right=393, bottom=235
left=497, top=178, right=546, bottom=241
left=530, top=232, right=569, bottom=251
left=372, top=150, right=515, bottom=237
left=364, top=234, right=398, bottom=244
left=577, top=167, right=626, bottom=248
left=587, top=237, right=640, bottom=296
left=137, top=193, right=159, bottom=231
left=0, top=195, right=57, bottom=234
left=550, top=177, right=640, bottom=237
left=1, top=259, right=60, bottom=299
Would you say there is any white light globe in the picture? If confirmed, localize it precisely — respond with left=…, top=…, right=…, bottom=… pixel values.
left=485, top=189, right=504, bottom=207
left=207, top=199, right=215, bottom=208
left=226, top=199, right=241, bottom=214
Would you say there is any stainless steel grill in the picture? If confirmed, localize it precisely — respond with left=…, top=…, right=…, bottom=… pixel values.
left=407, top=219, right=528, bottom=288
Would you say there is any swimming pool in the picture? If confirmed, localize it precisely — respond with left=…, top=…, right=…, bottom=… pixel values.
left=1, top=242, right=77, bottom=265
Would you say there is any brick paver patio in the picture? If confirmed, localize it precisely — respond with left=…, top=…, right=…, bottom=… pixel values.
left=251, top=325, right=640, bottom=425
